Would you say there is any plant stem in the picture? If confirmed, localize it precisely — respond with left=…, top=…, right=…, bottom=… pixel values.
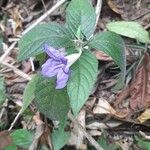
left=95, top=0, right=102, bottom=28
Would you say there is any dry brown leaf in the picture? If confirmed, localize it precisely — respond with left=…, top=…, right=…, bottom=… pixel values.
left=93, top=98, right=116, bottom=114
left=0, top=131, right=12, bottom=149
left=107, top=0, right=124, bottom=14
left=130, top=53, right=150, bottom=110
left=30, top=113, right=52, bottom=150
left=114, top=87, right=130, bottom=106
left=138, top=109, right=150, bottom=123
left=114, top=109, right=129, bottom=119
left=68, top=109, right=86, bottom=149
left=106, top=0, right=149, bottom=23
left=94, top=51, right=112, bottom=61
left=7, top=5, right=23, bottom=35
left=22, top=61, right=31, bottom=73
left=93, top=98, right=128, bottom=118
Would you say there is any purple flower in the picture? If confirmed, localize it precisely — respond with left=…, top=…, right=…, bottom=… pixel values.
left=41, top=44, right=81, bottom=89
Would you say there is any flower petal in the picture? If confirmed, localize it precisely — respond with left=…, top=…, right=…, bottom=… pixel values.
left=65, top=51, right=82, bottom=67
left=56, top=68, right=69, bottom=89
left=41, top=59, right=62, bottom=77
left=63, top=65, right=70, bottom=74
left=44, top=44, right=65, bottom=60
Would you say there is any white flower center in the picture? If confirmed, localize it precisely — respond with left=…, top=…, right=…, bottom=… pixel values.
left=66, top=49, right=82, bottom=67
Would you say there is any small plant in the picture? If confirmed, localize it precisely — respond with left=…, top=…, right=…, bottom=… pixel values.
left=18, top=0, right=129, bottom=149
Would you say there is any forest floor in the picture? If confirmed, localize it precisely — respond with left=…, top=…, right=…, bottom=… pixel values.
left=0, top=0, right=150, bottom=150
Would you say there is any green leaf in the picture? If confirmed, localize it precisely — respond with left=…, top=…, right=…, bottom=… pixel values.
left=88, top=31, right=126, bottom=88
left=36, top=52, right=46, bottom=66
left=0, top=77, right=6, bottom=106
left=52, top=118, right=70, bottom=150
left=135, top=136, right=150, bottom=150
left=4, top=144, right=17, bottom=150
left=66, top=0, right=96, bottom=39
left=67, top=50, right=98, bottom=115
left=18, top=23, right=74, bottom=61
left=106, top=21, right=150, bottom=43
left=34, top=75, right=70, bottom=121
left=10, top=129, right=33, bottom=149
left=21, top=74, right=38, bottom=113
left=97, top=133, right=118, bottom=150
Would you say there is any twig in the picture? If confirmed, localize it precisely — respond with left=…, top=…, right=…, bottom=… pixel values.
left=95, top=0, right=102, bottom=28
left=144, top=23, right=150, bottom=30
left=30, top=57, right=35, bottom=71
left=0, top=41, right=17, bottom=62
left=0, top=99, right=8, bottom=120
left=22, top=0, right=67, bottom=35
left=68, top=112, right=104, bottom=150
left=0, top=0, right=67, bottom=64
left=139, top=131, right=150, bottom=140
left=8, top=109, right=22, bottom=131
left=1, top=62, right=31, bottom=81
left=41, top=0, right=47, bottom=12
left=131, top=10, right=150, bottom=21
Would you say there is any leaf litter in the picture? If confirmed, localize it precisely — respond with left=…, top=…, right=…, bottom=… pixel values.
left=130, top=52, right=150, bottom=110
left=0, top=0, right=150, bottom=150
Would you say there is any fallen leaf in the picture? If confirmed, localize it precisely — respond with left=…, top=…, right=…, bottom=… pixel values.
left=114, top=109, right=129, bottom=119
left=86, top=121, right=122, bottom=130
left=93, top=98, right=116, bottom=114
left=0, top=131, right=12, bottom=149
left=7, top=5, right=23, bottom=35
left=114, top=87, right=130, bottom=106
left=30, top=113, right=52, bottom=150
left=114, top=53, right=150, bottom=119
left=130, top=53, right=150, bottom=110
left=138, top=109, right=150, bottom=123
left=88, top=130, right=102, bottom=136
left=86, top=97, right=96, bottom=110
left=106, top=0, right=149, bottom=22
left=94, top=51, right=112, bottom=61
left=94, top=98, right=128, bottom=118
left=107, top=0, right=124, bottom=15
left=22, top=61, right=31, bottom=73
left=68, top=109, right=86, bottom=149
